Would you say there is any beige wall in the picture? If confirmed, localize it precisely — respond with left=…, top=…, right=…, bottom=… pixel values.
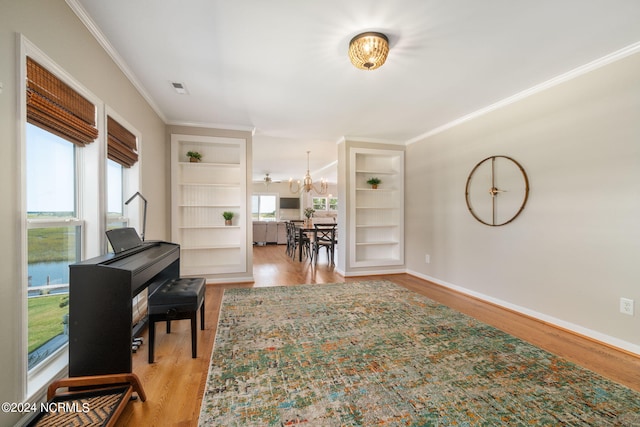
left=0, top=1, right=166, bottom=423
left=2, top=2, right=639, bottom=424
left=405, top=51, right=640, bottom=353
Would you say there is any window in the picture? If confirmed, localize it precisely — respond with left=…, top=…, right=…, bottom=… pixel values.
left=26, top=124, right=81, bottom=370
left=312, top=197, right=327, bottom=210
left=21, top=38, right=141, bottom=398
left=329, top=197, right=338, bottom=211
left=105, top=113, right=140, bottom=244
left=106, top=159, right=127, bottom=230
left=312, top=197, right=338, bottom=211
left=252, top=194, right=277, bottom=221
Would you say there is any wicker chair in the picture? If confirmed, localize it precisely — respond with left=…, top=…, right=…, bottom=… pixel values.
left=25, top=373, right=146, bottom=427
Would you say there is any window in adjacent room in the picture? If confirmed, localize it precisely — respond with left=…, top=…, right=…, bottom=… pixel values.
left=328, top=197, right=338, bottom=211
left=312, top=197, right=327, bottom=211
left=252, top=194, right=277, bottom=221
left=312, top=196, right=338, bottom=211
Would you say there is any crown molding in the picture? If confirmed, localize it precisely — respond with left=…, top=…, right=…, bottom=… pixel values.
left=65, top=0, right=167, bottom=123
left=406, top=40, right=640, bottom=145
left=166, top=119, right=256, bottom=134
left=339, top=136, right=404, bottom=145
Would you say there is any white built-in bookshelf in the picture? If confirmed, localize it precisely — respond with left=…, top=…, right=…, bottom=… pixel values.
left=349, top=147, right=404, bottom=268
left=171, top=134, right=247, bottom=277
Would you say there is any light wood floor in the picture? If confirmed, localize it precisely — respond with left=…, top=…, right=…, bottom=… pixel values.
left=115, top=244, right=640, bottom=426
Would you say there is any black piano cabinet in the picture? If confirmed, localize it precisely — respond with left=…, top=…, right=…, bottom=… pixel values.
left=68, top=242, right=180, bottom=377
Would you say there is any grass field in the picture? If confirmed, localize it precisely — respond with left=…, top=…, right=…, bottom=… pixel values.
left=28, top=294, right=68, bottom=353
left=28, top=227, right=77, bottom=263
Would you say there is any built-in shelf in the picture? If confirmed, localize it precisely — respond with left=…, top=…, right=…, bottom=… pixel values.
left=171, top=134, right=248, bottom=278
left=349, top=147, right=404, bottom=268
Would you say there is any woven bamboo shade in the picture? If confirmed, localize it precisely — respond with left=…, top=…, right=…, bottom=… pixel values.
left=26, top=57, right=98, bottom=146
left=348, top=32, right=389, bottom=70
left=107, top=116, right=138, bottom=168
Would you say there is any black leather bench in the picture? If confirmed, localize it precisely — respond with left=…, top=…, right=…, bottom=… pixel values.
left=147, top=277, right=206, bottom=363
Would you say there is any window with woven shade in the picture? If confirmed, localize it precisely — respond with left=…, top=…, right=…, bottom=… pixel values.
left=107, top=116, right=138, bottom=167
left=26, top=56, right=98, bottom=146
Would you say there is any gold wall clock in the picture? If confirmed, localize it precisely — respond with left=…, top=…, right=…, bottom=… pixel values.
left=465, top=155, right=529, bottom=226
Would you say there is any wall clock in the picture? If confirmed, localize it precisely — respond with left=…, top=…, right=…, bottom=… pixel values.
left=465, top=155, right=529, bottom=226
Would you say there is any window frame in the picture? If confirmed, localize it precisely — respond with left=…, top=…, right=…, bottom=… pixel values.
left=312, top=196, right=338, bottom=212
left=25, top=124, right=81, bottom=373
left=104, top=107, right=141, bottom=241
left=18, top=35, right=141, bottom=402
left=252, top=193, right=278, bottom=222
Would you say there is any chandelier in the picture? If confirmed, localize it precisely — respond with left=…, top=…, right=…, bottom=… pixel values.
left=289, top=151, right=328, bottom=195
left=348, top=32, right=389, bottom=70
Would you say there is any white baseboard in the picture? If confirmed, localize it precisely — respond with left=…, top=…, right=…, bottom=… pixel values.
left=343, top=268, right=406, bottom=277
left=205, top=275, right=254, bottom=285
left=407, top=269, right=640, bottom=357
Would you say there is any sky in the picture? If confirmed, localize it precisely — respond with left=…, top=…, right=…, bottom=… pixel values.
left=26, top=124, right=122, bottom=214
left=26, top=124, right=75, bottom=212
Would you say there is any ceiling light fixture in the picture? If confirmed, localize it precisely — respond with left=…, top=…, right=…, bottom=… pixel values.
left=348, top=32, right=389, bottom=70
left=289, top=151, right=328, bottom=195
left=263, top=173, right=272, bottom=188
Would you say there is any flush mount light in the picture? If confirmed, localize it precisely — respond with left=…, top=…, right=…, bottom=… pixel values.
left=348, top=32, right=389, bottom=70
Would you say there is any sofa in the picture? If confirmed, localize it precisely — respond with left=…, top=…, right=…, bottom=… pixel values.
left=253, top=221, right=287, bottom=245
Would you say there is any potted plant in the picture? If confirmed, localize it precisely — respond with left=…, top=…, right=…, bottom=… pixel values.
left=304, top=208, right=315, bottom=226
left=222, top=211, right=234, bottom=226
left=366, top=177, right=381, bottom=189
left=186, top=151, right=202, bottom=163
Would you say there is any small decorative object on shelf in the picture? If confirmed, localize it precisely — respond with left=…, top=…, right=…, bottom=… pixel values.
left=222, top=211, right=234, bottom=226
left=186, top=151, right=202, bottom=162
left=366, top=177, right=381, bottom=189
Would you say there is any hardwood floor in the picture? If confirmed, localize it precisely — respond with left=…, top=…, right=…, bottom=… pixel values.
left=115, top=244, right=640, bottom=426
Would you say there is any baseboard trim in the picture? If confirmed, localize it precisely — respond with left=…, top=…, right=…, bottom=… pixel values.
left=406, top=269, right=640, bottom=357
left=344, top=268, right=406, bottom=277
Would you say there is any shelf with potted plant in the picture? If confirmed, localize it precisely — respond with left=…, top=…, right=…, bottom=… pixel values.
left=171, top=134, right=248, bottom=279
left=349, top=147, right=404, bottom=268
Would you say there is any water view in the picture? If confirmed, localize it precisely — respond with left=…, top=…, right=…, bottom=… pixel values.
left=29, top=261, right=69, bottom=285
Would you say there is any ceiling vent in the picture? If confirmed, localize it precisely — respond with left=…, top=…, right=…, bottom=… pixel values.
left=171, top=81, right=188, bottom=95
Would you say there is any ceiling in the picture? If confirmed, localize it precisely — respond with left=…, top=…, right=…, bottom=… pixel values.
left=71, top=0, right=640, bottom=184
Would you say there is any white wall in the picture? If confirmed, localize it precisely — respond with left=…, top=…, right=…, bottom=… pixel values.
left=0, top=1, right=166, bottom=424
left=405, top=51, right=640, bottom=353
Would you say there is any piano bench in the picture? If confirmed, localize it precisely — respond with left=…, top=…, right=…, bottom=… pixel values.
left=147, top=277, right=206, bottom=363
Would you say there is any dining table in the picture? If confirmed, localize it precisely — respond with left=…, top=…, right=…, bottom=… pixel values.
left=294, top=222, right=337, bottom=262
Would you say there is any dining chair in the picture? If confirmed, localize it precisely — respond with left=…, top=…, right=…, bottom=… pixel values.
left=311, top=223, right=337, bottom=265
left=285, top=221, right=297, bottom=257
left=287, top=221, right=311, bottom=260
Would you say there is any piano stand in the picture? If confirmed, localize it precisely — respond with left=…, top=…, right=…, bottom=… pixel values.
left=132, top=337, right=143, bottom=353
left=147, top=277, right=206, bottom=363
left=69, top=240, right=180, bottom=377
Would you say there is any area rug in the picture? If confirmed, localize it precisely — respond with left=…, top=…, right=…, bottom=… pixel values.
left=199, top=281, right=640, bottom=426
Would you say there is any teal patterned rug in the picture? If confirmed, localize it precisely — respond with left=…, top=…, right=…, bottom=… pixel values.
left=199, top=281, right=640, bottom=426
